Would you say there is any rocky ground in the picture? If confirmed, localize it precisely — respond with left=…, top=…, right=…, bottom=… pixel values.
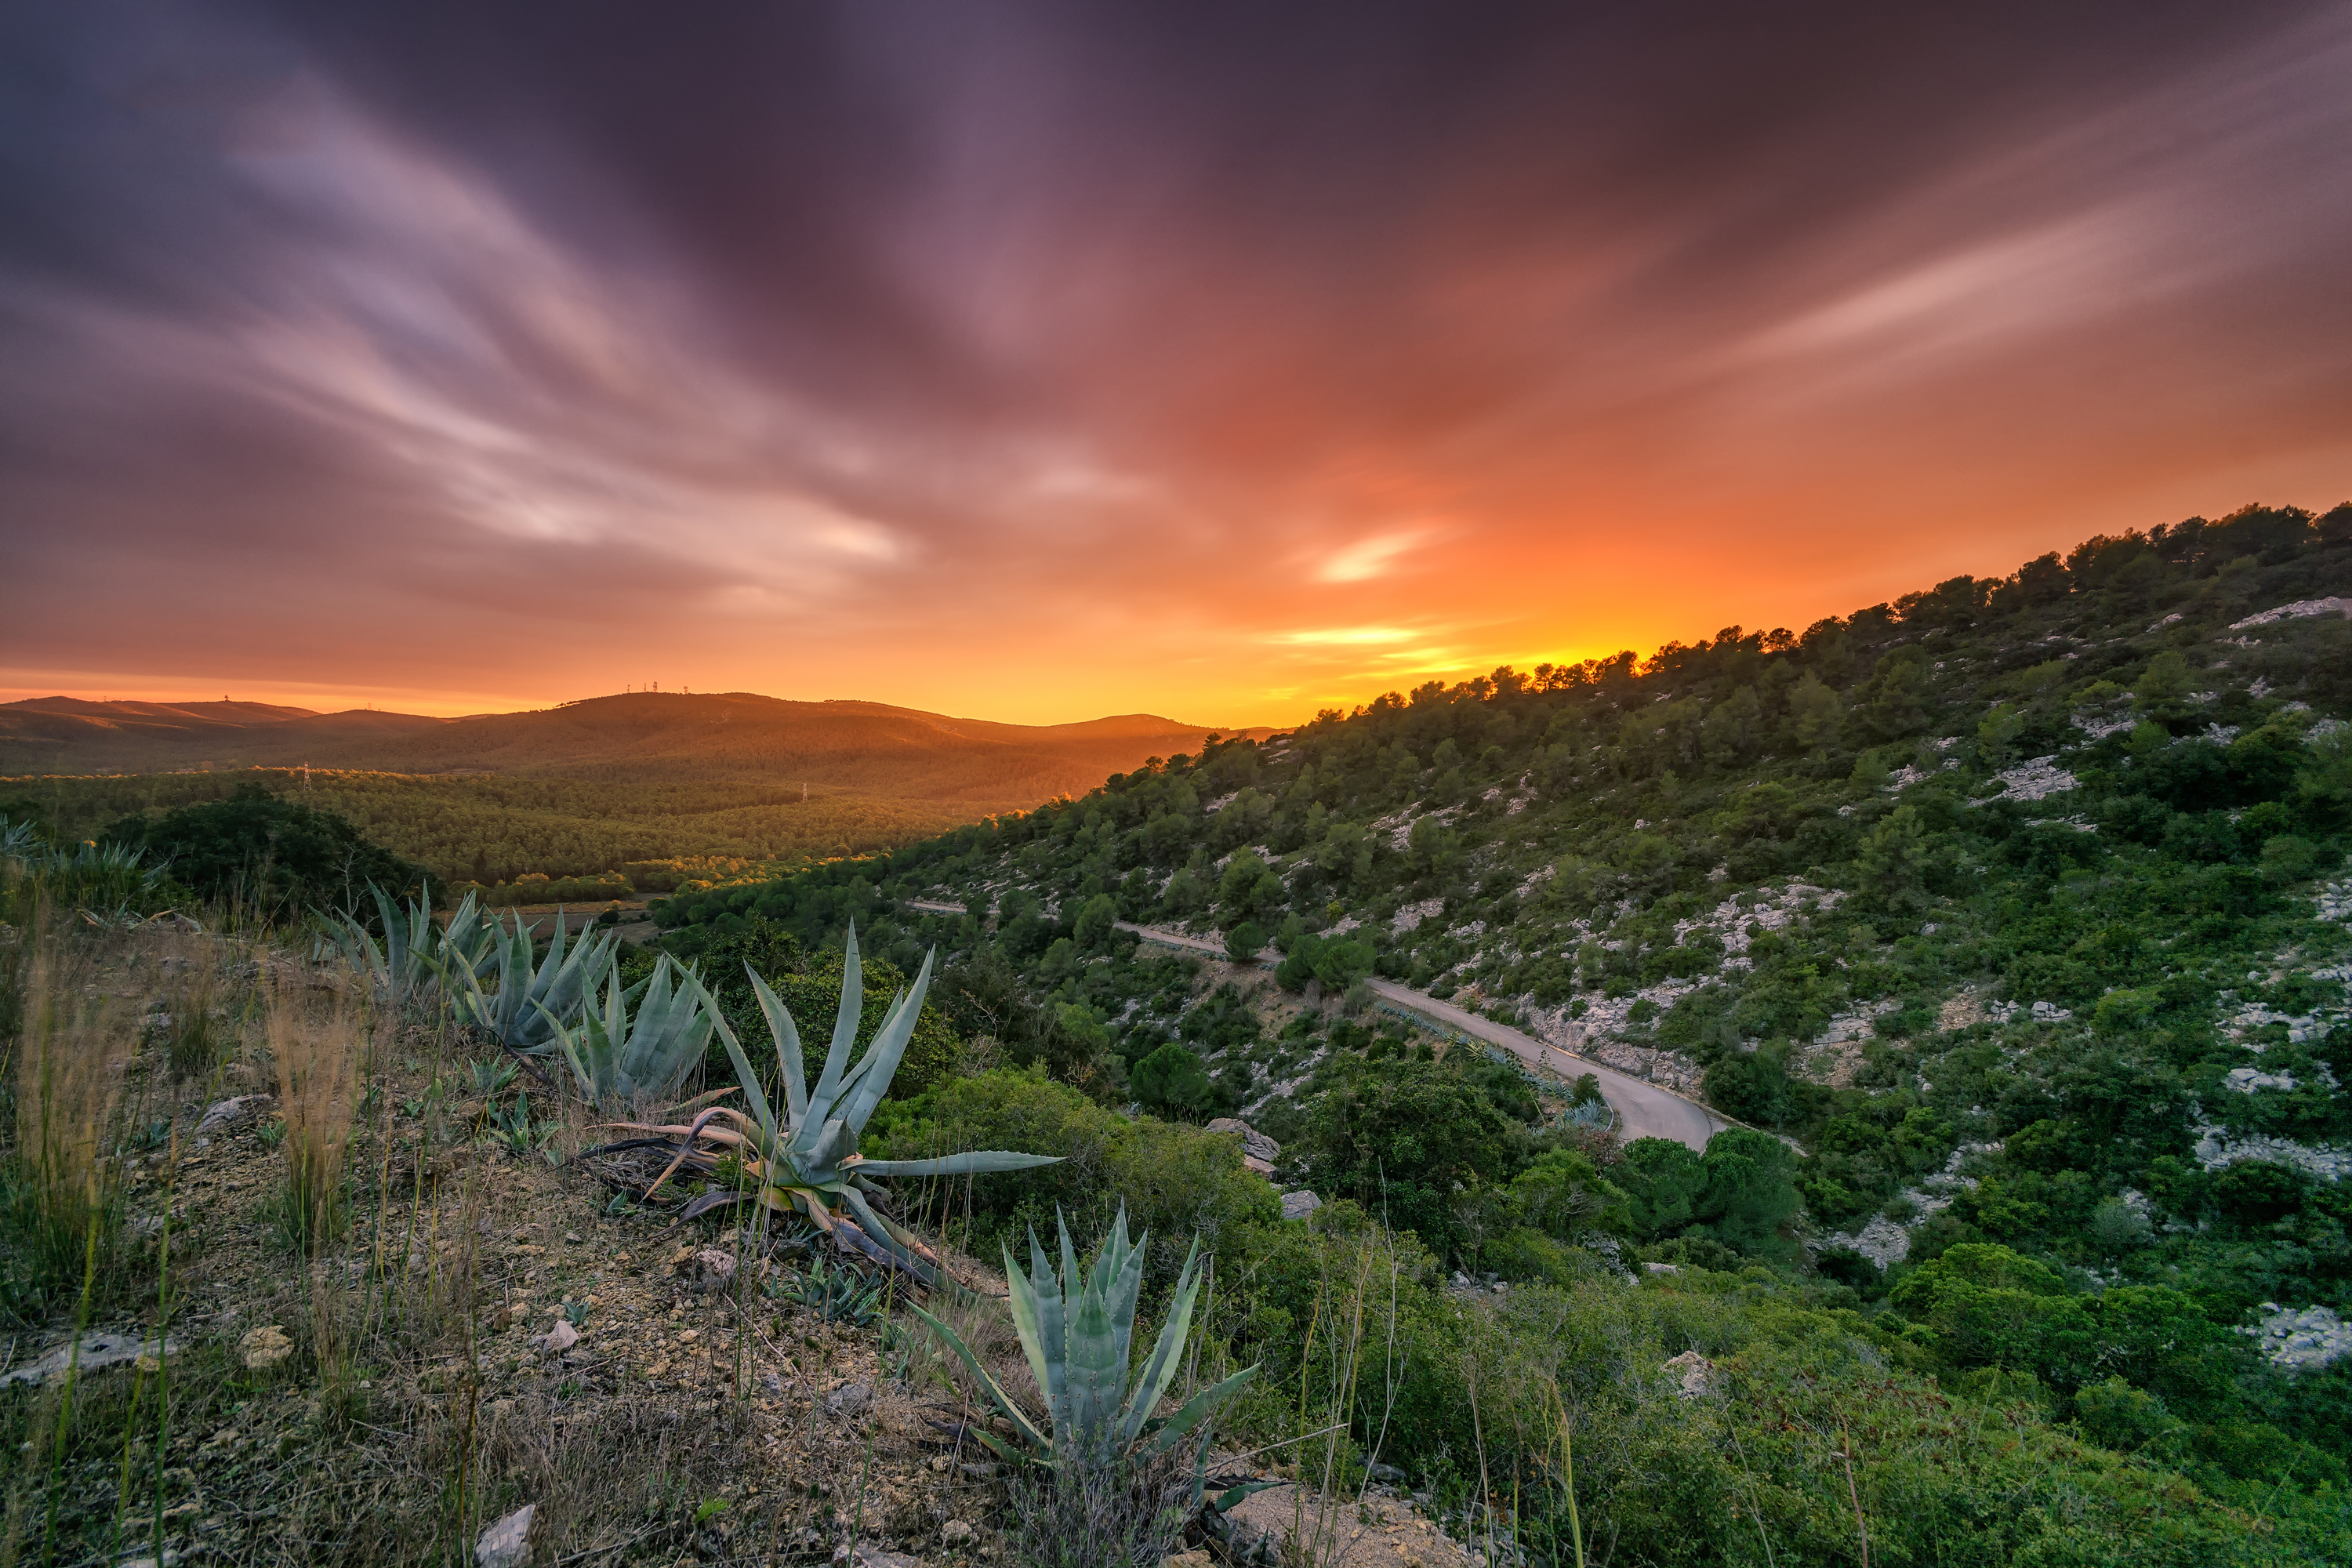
left=2, top=942, right=1464, bottom=1568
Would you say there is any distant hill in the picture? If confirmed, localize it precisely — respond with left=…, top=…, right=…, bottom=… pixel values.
left=0, top=691, right=1272, bottom=804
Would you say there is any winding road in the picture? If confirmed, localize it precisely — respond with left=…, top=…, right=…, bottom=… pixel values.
left=1111, top=922, right=1725, bottom=1152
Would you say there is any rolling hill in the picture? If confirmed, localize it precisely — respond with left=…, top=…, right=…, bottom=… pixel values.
left=0, top=691, right=1269, bottom=804
left=0, top=691, right=1273, bottom=889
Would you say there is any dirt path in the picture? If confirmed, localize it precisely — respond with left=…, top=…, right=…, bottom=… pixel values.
left=1116, top=923, right=1722, bottom=1152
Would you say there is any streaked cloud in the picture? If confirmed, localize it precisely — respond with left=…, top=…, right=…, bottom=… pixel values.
left=2, top=2, right=2347, bottom=724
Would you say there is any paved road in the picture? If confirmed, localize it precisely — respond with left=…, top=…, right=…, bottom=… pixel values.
left=1113, top=922, right=1722, bottom=1152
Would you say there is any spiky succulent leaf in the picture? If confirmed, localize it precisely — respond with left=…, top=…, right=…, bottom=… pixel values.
left=1142, top=1366, right=1260, bottom=1457
left=845, top=1152, right=1062, bottom=1178
left=743, top=966, right=808, bottom=1127
left=1064, top=1249, right=1131, bottom=1461
left=906, top=1301, right=1053, bottom=1455
left=803, top=923, right=864, bottom=1119
left=1116, top=1236, right=1207, bottom=1450
left=1006, top=1230, right=1067, bottom=1438
left=833, top=950, right=935, bottom=1135
left=710, top=1004, right=781, bottom=1148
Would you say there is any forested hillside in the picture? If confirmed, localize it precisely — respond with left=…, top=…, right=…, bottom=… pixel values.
left=2, top=693, right=1272, bottom=891
left=2, top=770, right=987, bottom=891
left=652, top=501, right=2352, bottom=1546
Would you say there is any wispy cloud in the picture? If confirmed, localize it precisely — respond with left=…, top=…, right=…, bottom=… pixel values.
left=1312, top=530, right=1432, bottom=584
left=2, top=2, right=2347, bottom=724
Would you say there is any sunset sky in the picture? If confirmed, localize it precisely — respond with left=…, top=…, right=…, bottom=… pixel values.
left=5, top=1, right=2350, bottom=725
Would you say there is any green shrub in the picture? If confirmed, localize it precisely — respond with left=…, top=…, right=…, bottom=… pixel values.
left=862, top=1067, right=1279, bottom=1279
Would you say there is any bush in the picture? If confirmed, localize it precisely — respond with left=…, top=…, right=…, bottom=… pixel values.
left=862, top=1067, right=1279, bottom=1279
left=103, top=783, right=428, bottom=920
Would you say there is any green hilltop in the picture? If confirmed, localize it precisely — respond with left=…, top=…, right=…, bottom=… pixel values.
left=646, top=500, right=2352, bottom=1559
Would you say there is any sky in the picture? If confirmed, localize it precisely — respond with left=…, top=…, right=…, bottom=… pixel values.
left=5, top=1, right=2351, bottom=727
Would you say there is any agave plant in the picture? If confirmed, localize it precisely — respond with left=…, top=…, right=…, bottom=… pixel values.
left=333, top=883, right=456, bottom=1007
left=437, top=893, right=502, bottom=985
left=608, top=923, right=1059, bottom=1279
left=3, top=829, right=169, bottom=917
left=539, top=953, right=715, bottom=1110
left=765, top=1256, right=892, bottom=1327
left=453, top=909, right=619, bottom=1057
left=911, top=1207, right=1258, bottom=1469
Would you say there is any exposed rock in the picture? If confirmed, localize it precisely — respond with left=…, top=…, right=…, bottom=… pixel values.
left=194, top=1094, right=275, bottom=1138
left=1391, top=897, right=1446, bottom=934
left=1818, top=1214, right=1912, bottom=1269
left=475, top=1503, right=535, bottom=1568
left=826, top=1380, right=873, bottom=1418
left=1643, top=1262, right=1681, bottom=1276
left=1279, top=1190, right=1322, bottom=1221
left=2229, top=597, right=2352, bottom=631
left=542, top=1319, right=580, bottom=1352
left=2193, top=1127, right=2352, bottom=1181
left=1206, top=1118, right=1280, bottom=1171
left=1660, top=1349, right=1715, bottom=1399
left=2241, top=1304, right=2352, bottom=1370
left=238, top=1325, right=294, bottom=1371
left=1980, top=757, right=2078, bottom=804
left=1, top=1330, right=179, bottom=1387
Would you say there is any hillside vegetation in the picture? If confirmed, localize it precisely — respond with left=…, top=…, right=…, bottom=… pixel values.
left=6, top=769, right=993, bottom=892
left=648, top=500, right=2352, bottom=1555
left=3, top=693, right=1270, bottom=893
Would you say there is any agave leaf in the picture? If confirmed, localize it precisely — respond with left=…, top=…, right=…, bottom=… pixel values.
left=744, top=965, right=808, bottom=1128
left=844, top=1151, right=1064, bottom=1178
left=1063, top=1247, right=1128, bottom=1459
left=803, top=923, right=864, bottom=1120
left=836, top=1185, right=938, bottom=1285
left=1005, top=1232, right=1065, bottom=1438
left=907, top=1301, right=1053, bottom=1456
left=710, top=1000, right=780, bottom=1147
left=677, top=1190, right=755, bottom=1223
left=1116, top=1236, right=1205, bottom=1449
left=1142, top=1364, right=1260, bottom=1457
left=833, top=949, right=935, bottom=1135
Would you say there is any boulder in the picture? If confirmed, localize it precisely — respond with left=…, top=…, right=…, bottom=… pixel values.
left=1, top=1330, right=178, bottom=1388
left=475, top=1504, right=535, bottom=1568
left=1279, top=1190, right=1321, bottom=1221
left=1205, top=1118, right=1280, bottom=1173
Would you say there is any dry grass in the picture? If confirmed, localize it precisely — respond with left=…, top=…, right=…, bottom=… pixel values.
left=265, top=971, right=364, bottom=1254
left=2, top=924, right=1052, bottom=1568
left=158, top=927, right=233, bottom=1080
left=13, top=930, right=136, bottom=1210
left=5, top=924, right=138, bottom=1321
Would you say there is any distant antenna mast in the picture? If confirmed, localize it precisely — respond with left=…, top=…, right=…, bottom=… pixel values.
left=802, top=782, right=808, bottom=804
left=303, top=762, right=310, bottom=793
